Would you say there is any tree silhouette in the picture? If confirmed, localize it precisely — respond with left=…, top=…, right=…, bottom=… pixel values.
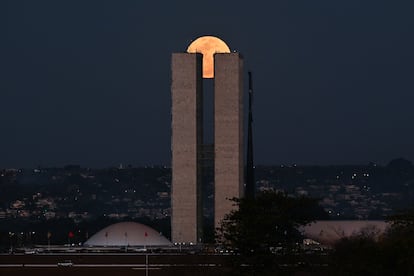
left=331, top=209, right=414, bottom=275
left=216, top=191, right=325, bottom=274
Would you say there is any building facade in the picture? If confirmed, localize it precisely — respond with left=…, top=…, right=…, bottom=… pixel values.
left=171, top=36, right=244, bottom=243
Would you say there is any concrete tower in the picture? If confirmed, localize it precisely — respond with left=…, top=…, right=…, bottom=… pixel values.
left=171, top=53, right=203, bottom=243
left=214, top=53, right=244, bottom=229
left=171, top=36, right=244, bottom=244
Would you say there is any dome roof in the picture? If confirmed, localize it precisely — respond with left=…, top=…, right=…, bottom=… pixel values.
left=84, top=222, right=171, bottom=246
left=301, top=220, right=389, bottom=245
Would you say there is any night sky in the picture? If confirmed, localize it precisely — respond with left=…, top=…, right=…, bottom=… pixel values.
left=1, top=1, right=414, bottom=168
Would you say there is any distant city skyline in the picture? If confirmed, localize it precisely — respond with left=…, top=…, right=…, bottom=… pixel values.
left=2, top=1, right=414, bottom=168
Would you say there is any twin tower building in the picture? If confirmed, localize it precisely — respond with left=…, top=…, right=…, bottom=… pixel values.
left=171, top=36, right=244, bottom=243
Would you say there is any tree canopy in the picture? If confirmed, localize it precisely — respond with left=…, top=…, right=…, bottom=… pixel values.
left=216, top=191, right=326, bottom=253
left=216, top=191, right=326, bottom=274
left=331, top=209, right=414, bottom=275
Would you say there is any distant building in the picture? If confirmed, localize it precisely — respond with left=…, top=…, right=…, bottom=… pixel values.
left=171, top=36, right=244, bottom=244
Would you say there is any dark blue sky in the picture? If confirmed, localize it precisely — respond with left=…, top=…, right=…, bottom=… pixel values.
left=1, top=1, right=414, bottom=168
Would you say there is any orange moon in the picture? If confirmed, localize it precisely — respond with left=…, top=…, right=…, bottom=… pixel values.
left=187, top=36, right=230, bottom=78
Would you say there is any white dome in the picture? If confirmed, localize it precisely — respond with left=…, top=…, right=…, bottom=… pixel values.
left=84, top=222, right=171, bottom=246
left=301, top=220, right=389, bottom=245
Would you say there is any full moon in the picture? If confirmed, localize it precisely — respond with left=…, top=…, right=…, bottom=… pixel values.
left=187, top=36, right=231, bottom=78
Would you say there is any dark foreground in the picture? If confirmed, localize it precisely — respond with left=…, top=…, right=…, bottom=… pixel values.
left=0, top=253, right=330, bottom=276
left=0, top=253, right=233, bottom=276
